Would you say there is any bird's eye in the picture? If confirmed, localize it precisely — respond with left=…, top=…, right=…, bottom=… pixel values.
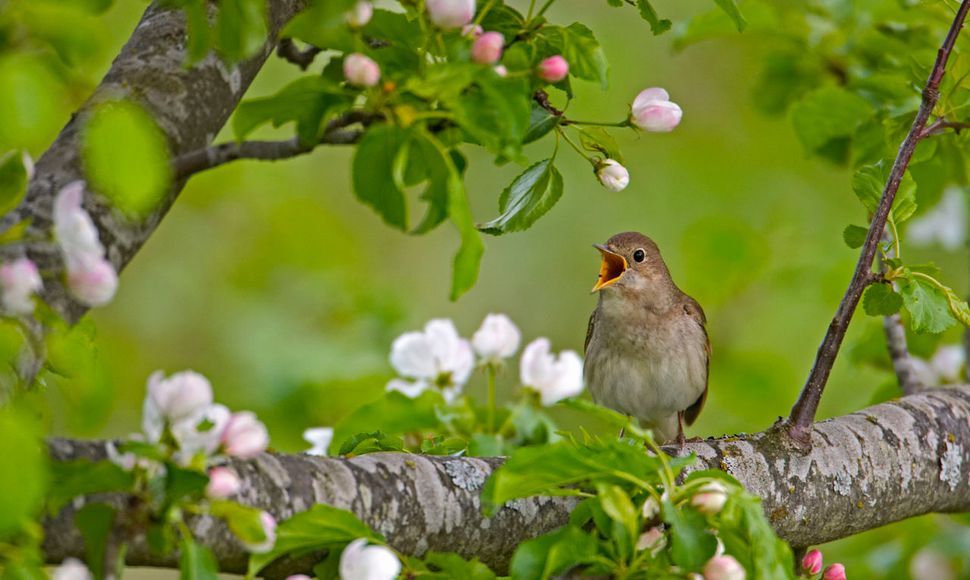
left=633, top=249, right=646, bottom=263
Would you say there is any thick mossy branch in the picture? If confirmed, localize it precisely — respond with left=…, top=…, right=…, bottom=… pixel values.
left=43, top=386, right=970, bottom=576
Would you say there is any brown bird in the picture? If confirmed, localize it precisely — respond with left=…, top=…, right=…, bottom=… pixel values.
left=584, top=232, right=709, bottom=446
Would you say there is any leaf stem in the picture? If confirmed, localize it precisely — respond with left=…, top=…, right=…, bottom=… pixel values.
left=486, top=364, right=497, bottom=433
left=534, top=0, right=557, bottom=20
left=556, top=127, right=595, bottom=165
left=563, top=119, right=631, bottom=128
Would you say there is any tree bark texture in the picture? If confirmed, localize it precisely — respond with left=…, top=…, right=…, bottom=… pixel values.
left=42, top=386, right=970, bottom=576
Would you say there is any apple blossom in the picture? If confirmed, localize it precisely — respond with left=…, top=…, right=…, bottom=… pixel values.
left=426, top=0, right=475, bottom=29
left=53, top=558, right=92, bottom=580
left=206, top=466, right=242, bottom=499
left=472, top=313, right=521, bottom=362
left=53, top=181, right=103, bottom=262
left=822, top=563, right=846, bottom=580
left=636, top=527, right=665, bottom=553
left=66, top=255, right=118, bottom=307
left=221, top=411, right=270, bottom=458
left=344, top=53, right=381, bottom=87
left=703, top=555, right=746, bottom=580
left=0, top=258, right=42, bottom=315
left=802, top=549, right=823, bottom=575
left=346, top=0, right=373, bottom=27
left=520, top=338, right=584, bottom=405
left=537, top=55, right=568, bottom=82
left=642, top=496, right=660, bottom=519
left=144, top=370, right=214, bottom=427
left=171, top=403, right=231, bottom=460
left=596, top=159, right=630, bottom=192
left=286, top=576, right=312, bottom=580
left=303, top=426, right=334, bottom=456
left=471, top=31, right=504, bottom=64
left=691, top=480, right=729, bottom=514
left=106, top=440, right=138, bottom=471
left=462, top=23, right=483, bottom=37
left=339, top=538, right=402, bottom=580
left=389, top=318, right=474, bottom=398
left=631, top=87, right=683, bottom=132
left=242, top=511, right=277, bottom=554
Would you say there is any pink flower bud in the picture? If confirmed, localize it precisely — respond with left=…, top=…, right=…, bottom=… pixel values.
left=66, top=255, right=118, bottom=307
left=596, top=159, right=629, bottom=192
left=54, top=181, right=103, bottom=262
left=636, top=527, right=665, bottom=553
left=822, top=563, right=846, bottom=580
left=145, top=370, right=214, bottom=423
left=461, top=23, right=483, bottom=37
left=703, top=555, right=746, bottom=580
left=221, top=411, right=269, bottom=458
left=242, top=511, right=277, bottom=554
left=53, top=558, right=92, bottom=580
left=691, top=480, right=728, bottom=514
left=206, top=466, right=241, bottom=499
left=631, top=87, right=682, bottom=132
left=493, top=65, right=508, bottom=77
left=802, top=549, right=823, bottom=575
left=426, top=0, right=475, bottom=29
left=537, top=55, right=568, bottom=83
left=346, top=1, right=373, bottom=27
left=0, top=258, right=42, bottom=315
left=343, top=53, right=381, bottom=87
left=471, top=31, right=504, bottom=64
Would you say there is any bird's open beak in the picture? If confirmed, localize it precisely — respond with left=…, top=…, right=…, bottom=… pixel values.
left=592, top=244, right=628, bottom=292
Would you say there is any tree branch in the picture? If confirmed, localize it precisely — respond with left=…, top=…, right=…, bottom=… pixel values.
left=884, top=313, right=926, bottom=395
left=42, top=386, right=970, bottom=577
left=276, top=38, right=323, bottom=70
left=0, top=0, right=307, bottom=324
left=786, top=0, right=970, bottom=448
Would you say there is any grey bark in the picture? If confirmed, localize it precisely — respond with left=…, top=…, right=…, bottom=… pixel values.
left=43, top=386, right=970, bottom=576
left=0, top=0, right=305, bottom=324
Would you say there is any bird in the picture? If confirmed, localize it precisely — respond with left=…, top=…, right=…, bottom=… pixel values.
left=583, top=232, right=709, bottom=446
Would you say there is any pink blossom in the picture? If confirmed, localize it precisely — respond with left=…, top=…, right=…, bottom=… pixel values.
left=242, top=511, right=277, bottom=554
left=426, top=0, right=475, bottom=29
left=537, top=55, right=568, bottom=82
left=343, top=53, right=381, bottom=87
left=631, top=87, right=682, bottom=132
left=823, top=563, right=846, bottom=580
left=703, top=555, right=746, bottom=580
left=221, top=411, right=269, bottom=458
left=346, top=1, right=373, bottom=27
left=0, top=258, right=42, bottom=315
left=802, top=549, right=823, bottom=575
left=471, top=31, right=504, bottom=64
left=66, top=255, right=118, bottom=307
left=206, top=466, right=241, bottom=499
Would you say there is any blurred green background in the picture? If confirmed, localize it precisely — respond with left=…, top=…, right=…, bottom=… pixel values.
left=4, top=0, right=969, bottom=577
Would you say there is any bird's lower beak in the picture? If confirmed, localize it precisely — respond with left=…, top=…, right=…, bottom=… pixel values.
left=592, top=244, right=628, bottom=292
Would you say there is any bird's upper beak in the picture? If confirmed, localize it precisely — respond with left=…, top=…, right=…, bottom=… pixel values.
left=592, top=244, right=628, bottom=292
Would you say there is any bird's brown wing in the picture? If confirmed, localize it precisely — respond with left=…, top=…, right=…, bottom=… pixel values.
left=584, top=310, right=597, bottom=355
left=681, top=296, right=710, bottom=427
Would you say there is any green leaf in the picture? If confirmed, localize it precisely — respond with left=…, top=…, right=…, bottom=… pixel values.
left=712, top=0, right=747, bottom=32
left=352, top=125, right=410, bottom=230
left=469, top=433, right=505, bottom=456
left=578, top=127, right=622, bottom=163
left=362, top=9, right=422, bottom=47
left=898, top=276, right=957, bottom=334
left=851, top=164, right=882, bottom=213
left=183, top=1, right=213, bottom=64
left=247, top=504, right=381, bottom=575
left=863, top=283, right=902, bottom=316
left=635, top=0, right=671, bottom=35
left=556, top=23, right=610, bottom=88
left=75, top=503, right=115, bottom=579
left=209, top=501, right=268, bottom=546
left=664, top=497, right=718, bottom=571
left=82, top=100, right=171, bottom=218
left=180, top=537, right=218, bottom=580
left=0, top=150, right=28, bottom=215
left=445, top=74, right=531, bottom=159
left=283, top=0, right=358, bottom=53
left=333, top=390, right=447, bottom=451
left=0, top=410, right=47, bottom=536
left=233, top=77, right=351, bottom=144
left=425, top=552, right=496, bottom=580
left=509, top=525, right=598, bottom=580
left=337, top=431, right=405, bottom=456
left=523, top=103, right=562, bottom=144
left=595, top=483, right=638, bottom=546
left=216, top=0, right=267, bottom=62
left=49, top=460, right=132, bottom=515
left=165, top=464, right=209, bottom=502
left=842, top=224, right=868, bottom=249
left=479, top=159, right=564, bottom=235
left=790, top=87, right=873, bottom=160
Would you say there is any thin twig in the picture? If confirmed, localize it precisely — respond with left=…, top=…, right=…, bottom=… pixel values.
left=171, top=111, right=380, bottom=180
left=276, top=38, right=323, bottom=70
left=920, top=118, right=970, bottom=137
left=785, top=0, right=970, bottom=448
left=884, top=313, right=926, bottom=395
left=533, top=89, right=564, bottom=117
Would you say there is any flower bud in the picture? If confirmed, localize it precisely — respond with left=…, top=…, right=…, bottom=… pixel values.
left=537, top=55, right=568, bottom=82
left=691, top=480, right=728, bottom=514
left=596, top=159, right=630, bottom=192
left=343, top=53, right=381, bottom=87
left=53, top=558, right=92, bottom=580
left=802, top=549, right=823, bottom=575
left=641, top=497, right=660, bottom=519
left=0, top=258, right=42, bottom=315
left=493, top=64, right=508, bottom=77
left=473, top=313, right=521, bottom=362
left=822, top=563, right=846, bottom=580
left=145, top=370, right=214, bottom=423
left=221, top=411, right=270, bottom=458
left=54, top=181, right=103, bottom=261
left=471, top=31, right=504, bottom=64
left=206, top=466, right=242, bottom=499
left=462, top=23, right=483, bottom=37
left=636, top=527, right=665, bottom=553
left=631, top=87, right=682, bottom=132
left=286, top=576, right=312, bottom=580
left=242, top=511, right=277, bottom=554
left=66, top=255, right=118, bottom=307
left=340, top=538, right=402, bottom=580
left=346, top=0, right=373, bottom=27
left=703, top=555, right=746, bottom=580
left=426, top=0, right=475, bottom=29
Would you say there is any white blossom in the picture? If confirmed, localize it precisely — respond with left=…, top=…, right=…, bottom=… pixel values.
left=389, top=319, right=474, bottom=397
left=631, top=87, right=683, bottom=132
left=472, top=313, right=521, bottom=363
left=596, top=159, right=630, bottom=192
left=171, top=403, right=231, bottom=461
left=520, top=338, right=584, bottom=405
left=53, top=558, right=92, bottom=580
left=206, top=466, right=241, bottom=499
left=53, top=182, right=103, bottom=263
left=426, top=0, right=475, bottom=29
left=0, top=258, right=42, bottom=315
left=339, top=538, right=402, bottom=580
left=690, top=480, right=728, bottom=514
left=703, top=555, right=746, bottom=580
left=908, top=187, right=967, bottom=250
left=303, top=427, right=334, bottom=456
left=346, top=0, right=373, bottom=27
left=931, top=344, right=964, bottom=384
left=143, top=370, right=214, bottom=431
left=221, top=411, right=270, bottom=458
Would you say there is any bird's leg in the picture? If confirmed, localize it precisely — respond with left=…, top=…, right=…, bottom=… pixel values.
left=676, top=411, right=686, bottom=449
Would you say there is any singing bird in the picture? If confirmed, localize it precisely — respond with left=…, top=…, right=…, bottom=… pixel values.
left=584, top=232, right=709, bottom=446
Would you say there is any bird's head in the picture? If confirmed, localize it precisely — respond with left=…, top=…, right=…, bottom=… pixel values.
left=591, top=231, right=670, bottom=294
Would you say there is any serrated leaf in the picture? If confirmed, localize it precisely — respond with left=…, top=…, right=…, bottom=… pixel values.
left=332, top=390, right=447, bottom=450
left=425, top=552, right=496, bottom=580
left=479, top=160, right=564, bottom=235
left=558, top=23, right=609, bottom=88
left=524, top=103, right=561, bottom=144
left=898, top=276, right=957, bottom=333
left=233, top=77, right=350, bottom=143
left=352, top=125, right=410, bottom=230
left=713, top=0, right=747, bottom=32
left=635, top=0, right=672, bottom=35
left=791, top=87, right=873, bottom=159
left=509, top=525, right=598, bottom=580
left=284, top=0, right=360, bottom=53
left=843, top=224, right=868, bottom=248
left=336, top=431, right=405, bottom=456
left=863, top=283, right=902, bottom=316
left=578, top=127, right=622, bottom=163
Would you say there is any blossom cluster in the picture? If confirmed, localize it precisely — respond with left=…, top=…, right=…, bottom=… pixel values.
left=385, top=313, right=584, bottom=406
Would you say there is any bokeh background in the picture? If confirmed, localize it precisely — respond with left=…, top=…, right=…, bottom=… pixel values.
left=3, top=0, right=969, bottom=577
